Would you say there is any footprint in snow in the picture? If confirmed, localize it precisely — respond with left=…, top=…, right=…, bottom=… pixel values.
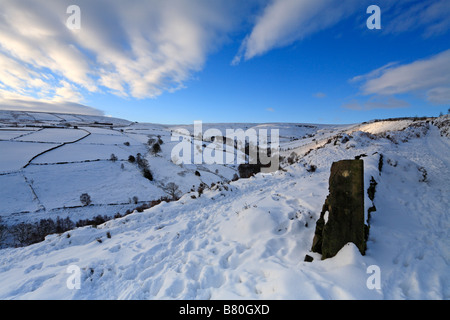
left=24, top=262, right=44, bottom=274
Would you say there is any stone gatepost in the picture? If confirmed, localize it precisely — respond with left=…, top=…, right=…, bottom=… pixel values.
left=311, top=159, right=366, bottom=260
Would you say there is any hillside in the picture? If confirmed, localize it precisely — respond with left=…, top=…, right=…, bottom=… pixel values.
left=0, top=111, right=448, bottom=299
left=0, top=110, right=347, bottom=236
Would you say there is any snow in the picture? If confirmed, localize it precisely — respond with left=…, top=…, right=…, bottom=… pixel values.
left=0, top=141, right=58, bottom=173
left=16, top=128, right=87, bottom=144
left=0, top=173, right=40, bottom=215
left=26, top=113, right=62, bottom=122
left=0, top=130, right=31, bottom=140
left=0, top=112, right=448, bottom=300
left=31, top=144, right=136, bottom=164
left=356, top=120, right=413, bottom=135
left=24, top=161, right=166, bottom=211
left=77, top=133, right=140, bottom=145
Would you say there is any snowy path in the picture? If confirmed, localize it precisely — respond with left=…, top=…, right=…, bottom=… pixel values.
left=366, top=126, right=450, bottom=299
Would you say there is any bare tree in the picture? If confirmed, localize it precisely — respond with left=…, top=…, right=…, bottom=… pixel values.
left=11, top=222, right=35, bottom=246
left=166, top=182, right=181, bottom=201
left=0, top=217, right=7, bottom=245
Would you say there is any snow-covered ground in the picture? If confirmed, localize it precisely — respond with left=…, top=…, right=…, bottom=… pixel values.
left=0, top=111, right=448, bottom=300
left=0, top=111, right=246, bottom=228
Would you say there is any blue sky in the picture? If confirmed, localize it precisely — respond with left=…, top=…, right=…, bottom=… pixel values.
left=0, top=0, right=449, bottom=124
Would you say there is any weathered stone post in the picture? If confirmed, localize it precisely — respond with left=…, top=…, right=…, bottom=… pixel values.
left=311, top=159, right=366, bottom=259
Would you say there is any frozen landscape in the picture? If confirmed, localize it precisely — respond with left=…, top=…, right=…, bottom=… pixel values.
left=0, top=110, right=448, bottom=300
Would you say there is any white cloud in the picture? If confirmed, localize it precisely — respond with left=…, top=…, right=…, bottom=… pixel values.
left=0, top=94, right=104, bottom=116
left=0, top=0, right=243, bottom=108
left=53, top=80, right=84, bottom=103
left=354, top=49, right=450, bottom=104
left=233, top=0, right=359, bottom=63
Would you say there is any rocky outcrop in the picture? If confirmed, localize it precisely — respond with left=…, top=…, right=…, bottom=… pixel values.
left=311, top=160, right=366, bottom=260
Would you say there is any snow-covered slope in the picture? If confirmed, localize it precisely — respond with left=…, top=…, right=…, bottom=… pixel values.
left=1, top=111, right=346, bottom=232
left=0, top=113, right=448, bottom=300
left=0, top=111, right=247, bottom=231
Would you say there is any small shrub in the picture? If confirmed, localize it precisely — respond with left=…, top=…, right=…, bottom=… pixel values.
left=135, top=203, right=151, bottom=213
left=136, top=153, right=150, bottom=170
left=80, top=193, right=92, bottom=206
left=128, top=155, right=136, bottom=163
left=418, top=167, right=428, bottom=182
left=147, top=138, right=156, bottom=146
left=197, top=183, right=206, bottom=197
left=151, top=142, right=162, bottom=156
left=378, top=154, right=384, bottom=174
left=110, top=154, right=118, bottom=162
left=287, top=152, right=297, bottom=165
left=142, top=168, right=153, bottom=181
left=367, top=177, right=378, bottom=201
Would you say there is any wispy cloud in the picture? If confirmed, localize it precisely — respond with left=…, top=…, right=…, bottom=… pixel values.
left=353, top=49, right=450, bottom=104
left=233, top=0, right=450, bottom=65
left=233, top=0, right=360, bottom=64
left=0, top=0, right=242, bottom=109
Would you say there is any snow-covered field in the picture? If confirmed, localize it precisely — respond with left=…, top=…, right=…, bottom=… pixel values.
left=0, top=110, right=448, bottom=300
